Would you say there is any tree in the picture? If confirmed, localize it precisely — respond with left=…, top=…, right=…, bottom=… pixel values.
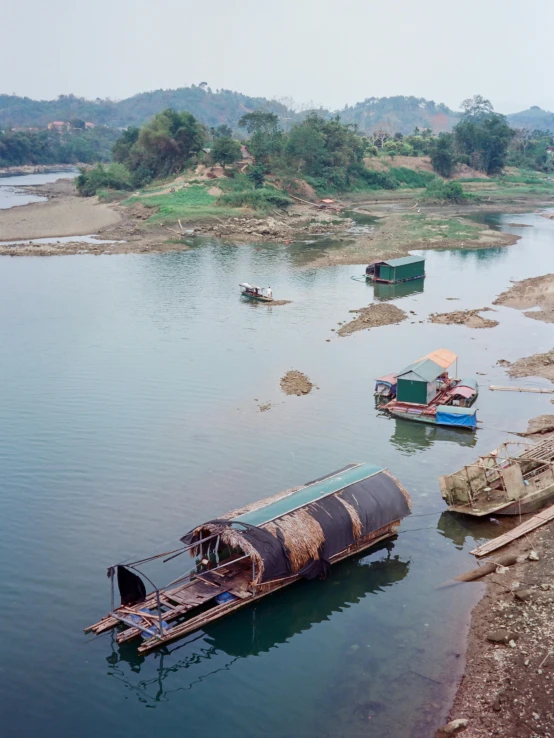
left=70, top=118, right=86, bottom=129
left=246, top=164, right=266, bottom=188
left=112, top=126, right=140, bottom=164
left=383, top=140, right=397, bottom=159
left=460, top=95, right=494, bottom=119
left=238, top=111, right=280, bottom=135
left=210, top=136, right=241, bottom=168
left=454, top=109, right=513, bottom=175
left=211, top=124, right=233, bottom=139
left=430, top=133, right=456, bottom=177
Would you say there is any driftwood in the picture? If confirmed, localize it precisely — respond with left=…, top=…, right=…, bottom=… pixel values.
left=437, top=554, right=518, bottom=588
left=489, top=385, right=554, bottom=394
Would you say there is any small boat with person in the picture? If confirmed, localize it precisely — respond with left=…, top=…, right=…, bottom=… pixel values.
left=440, top=437, right=554, bottom=516
left=85, top=462, right=411, bottom=653
left=240, top=282, right=273, bottom=302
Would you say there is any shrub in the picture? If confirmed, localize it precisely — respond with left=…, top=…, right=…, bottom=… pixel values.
left=219, top=186, right=292, bottom=210
left=389, top=167, right=435, bottom=188
left=355, top=166, right=399, bottom=190
left=423, top=179, right=473, bottom=203
left=76, top=163, right=133, bottom=196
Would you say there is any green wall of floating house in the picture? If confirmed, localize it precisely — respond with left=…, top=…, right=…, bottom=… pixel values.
left=377, top=259, right=425, bottom=282
left=397, top=378, right=428, bottom=404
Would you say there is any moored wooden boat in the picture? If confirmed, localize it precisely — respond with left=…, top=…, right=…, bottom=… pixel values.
left=439, top=438, right=554, bottom=516
left=85, top=463, right=411, bottom=653
left=239, top=282, right=273, bottom=302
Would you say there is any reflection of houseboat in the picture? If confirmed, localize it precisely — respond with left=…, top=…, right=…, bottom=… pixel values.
left=440, top=438, right=554, bottom=516
left=373, top=278, right=425, bottom=301
left=239, top=282, right=273, bottom=302
left=86, top=463, right=411, bottom=654
left=366, top=256, right=425, bottom=283
left=378, top=349, right=479, bottom=430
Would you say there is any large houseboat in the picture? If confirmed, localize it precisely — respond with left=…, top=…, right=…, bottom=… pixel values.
left=85, top=463, right=411, bottom=654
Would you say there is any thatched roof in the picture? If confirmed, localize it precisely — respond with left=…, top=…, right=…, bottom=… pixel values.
left=183, top=463, right=411, bottom=584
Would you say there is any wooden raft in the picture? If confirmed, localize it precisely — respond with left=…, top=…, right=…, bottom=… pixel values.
left=470, top=502, right=554, bottom=557
left=84, top=560, right=253, bottom=644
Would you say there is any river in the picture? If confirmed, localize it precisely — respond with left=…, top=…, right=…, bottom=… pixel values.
left=0, top=169, right=78, bottom=209
left=1, top=177, right=554, bottom=737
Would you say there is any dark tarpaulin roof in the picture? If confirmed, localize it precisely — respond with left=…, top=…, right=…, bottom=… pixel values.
left=181, top=466, right=411, bottom=583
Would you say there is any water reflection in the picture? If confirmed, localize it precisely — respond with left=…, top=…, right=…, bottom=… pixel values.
left=373, top=278, right=425, bottom=301
left=106, top=543, right=409, bottom=704
left=437, top=510, right=516, bottom=550
left=389, top=418, right=478, bottom=454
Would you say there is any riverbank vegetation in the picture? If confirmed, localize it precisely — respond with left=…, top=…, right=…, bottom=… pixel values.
left=0, top=125, right=119, bottom=167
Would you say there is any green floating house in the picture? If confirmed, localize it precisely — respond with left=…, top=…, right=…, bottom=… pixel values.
left=396, top=358, right=444, bottom=404
left=367, top=255, right=425, bottom=284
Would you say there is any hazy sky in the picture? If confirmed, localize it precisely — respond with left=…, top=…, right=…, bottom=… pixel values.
left=3, top=0, right=553, bottom=113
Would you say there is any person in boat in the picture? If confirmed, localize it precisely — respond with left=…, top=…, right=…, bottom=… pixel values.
left=266, top=286, right=272, bottom=300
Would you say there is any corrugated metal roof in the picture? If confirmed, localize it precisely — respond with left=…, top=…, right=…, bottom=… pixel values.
left=397, top=358, right=444, bottom=383
left=381, top=256, right=425, bottom=268
left=418, top=348, right=457, bottom=370
left=234, top=462, right=384, bottom=527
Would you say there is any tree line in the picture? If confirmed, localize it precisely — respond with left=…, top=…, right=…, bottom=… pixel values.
left=76, top=96, right=554, bottom=199
left=0, top=125, right=119, bottom=167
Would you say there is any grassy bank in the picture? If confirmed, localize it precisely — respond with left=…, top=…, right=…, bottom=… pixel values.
left=123, top=185, right=242, bottom=222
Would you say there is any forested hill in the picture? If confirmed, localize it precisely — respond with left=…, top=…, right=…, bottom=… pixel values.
left=506, top=106, right=554, bottom=132
left=338, top=97, right=460, bottom=134
left=1, top=87, right=553, bottom=134
left=0, top=88, right=290, bottom=130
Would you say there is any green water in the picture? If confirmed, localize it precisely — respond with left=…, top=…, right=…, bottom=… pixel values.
left=1, top=207, right=554, bottom=737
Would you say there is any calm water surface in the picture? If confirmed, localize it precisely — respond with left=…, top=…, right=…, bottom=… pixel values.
left=1, top=204, right=554, bottom=737
left=0, top=169, right=77, bottom=209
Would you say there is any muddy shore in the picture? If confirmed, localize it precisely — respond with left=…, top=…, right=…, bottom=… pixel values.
left=0, top=176, right=533, bottom=260
left=446, top=526, right=554, bottom=737
left=495, top=274, right=554, bottom=324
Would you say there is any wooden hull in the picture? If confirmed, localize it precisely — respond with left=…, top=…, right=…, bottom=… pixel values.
left=241, top=291, right=273, bottom=302
left=388, top=408, right=474, bottom=431
left=448, top=483, right=554, bottom=517
left=373, top=275, right=425, bottom=284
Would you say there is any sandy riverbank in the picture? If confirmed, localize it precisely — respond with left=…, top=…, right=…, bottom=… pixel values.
left=0, top=176, right=533, bottom=259
left=494, top=274, right=554, bottom=323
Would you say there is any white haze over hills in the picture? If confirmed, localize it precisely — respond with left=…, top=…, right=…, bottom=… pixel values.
left=2, top=0, right=553, bottom=114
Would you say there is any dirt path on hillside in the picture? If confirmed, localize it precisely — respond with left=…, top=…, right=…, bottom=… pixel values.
left=494, top=274, right=554, bottom=324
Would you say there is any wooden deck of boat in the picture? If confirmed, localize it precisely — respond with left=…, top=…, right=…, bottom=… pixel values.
left=84, top=559, right=252, bottom=645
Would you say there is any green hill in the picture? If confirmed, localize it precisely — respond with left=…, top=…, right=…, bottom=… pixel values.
left=1, top=87, right=553, bottom=135
left=338, top=96, right=460, bottom=134
left=506, top=106, right=554, bottom=132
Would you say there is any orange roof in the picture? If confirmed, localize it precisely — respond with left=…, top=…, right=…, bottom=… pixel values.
left=418, top=348, right=457, bottom=370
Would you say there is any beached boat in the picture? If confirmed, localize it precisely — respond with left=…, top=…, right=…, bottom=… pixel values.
left=85, top=463, right=411, bottom=653
left=239, top=282, right=273, bottom=302
left=439, top=438, right=554, bottom=516
left=378, top=349, right=479, bottom=430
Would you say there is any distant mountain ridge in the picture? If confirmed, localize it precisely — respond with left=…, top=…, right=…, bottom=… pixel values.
left=1, top=87, right=553, bottom=134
